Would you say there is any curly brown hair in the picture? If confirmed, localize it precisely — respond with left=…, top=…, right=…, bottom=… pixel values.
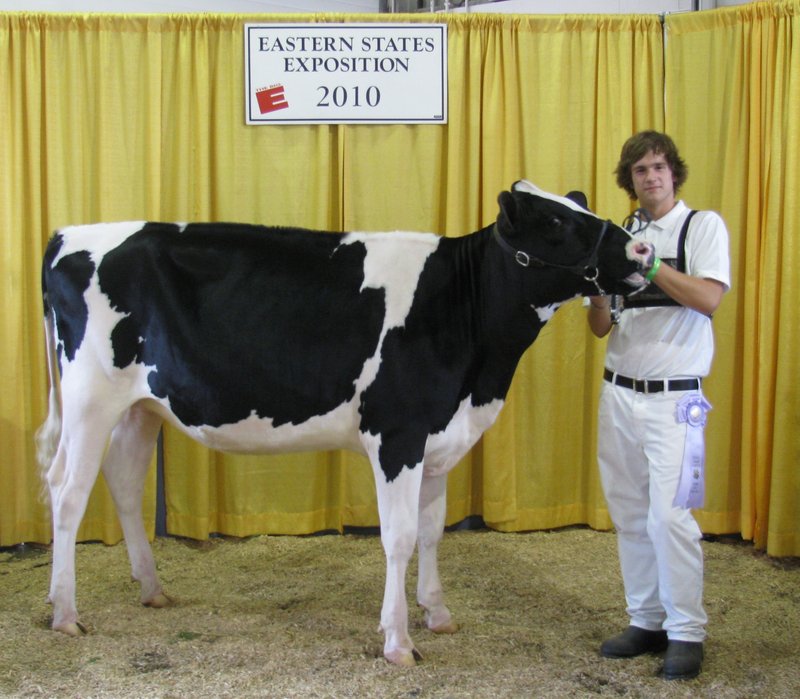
left=614, top=131, right=688, bottom=200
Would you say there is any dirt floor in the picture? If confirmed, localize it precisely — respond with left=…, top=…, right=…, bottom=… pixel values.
left=1, top=527, right=798, bottom=698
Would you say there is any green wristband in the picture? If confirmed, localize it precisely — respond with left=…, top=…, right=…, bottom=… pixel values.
left=645, top=257, right=661, bottom=282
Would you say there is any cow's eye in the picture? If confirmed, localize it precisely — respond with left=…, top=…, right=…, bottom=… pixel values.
left=549, top=216, right=562, bottom=228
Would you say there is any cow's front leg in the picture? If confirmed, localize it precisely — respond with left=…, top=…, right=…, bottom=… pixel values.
left=372, top=460, right=424, bottom=666
left=417, top=472, right=457, bottom=634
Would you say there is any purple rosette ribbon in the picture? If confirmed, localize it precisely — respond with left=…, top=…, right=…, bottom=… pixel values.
left=673, top=393, right=712, bottom=509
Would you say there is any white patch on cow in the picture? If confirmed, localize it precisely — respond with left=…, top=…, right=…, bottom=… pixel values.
left=178, top=403, right=364, bottom=456
left=530, top=302, right=562, bottom=324
left=340, top=231, right=440, bottom=395
left=51, top=222, right=147, bottom=267
left=353, top=353, right=383, bottom=405
left=67, top=275, right=130, bottom=371
left=359, top=430, right=383, bottom=478
left=512, top=180, right=600, bottom=218
left=423, top=397, right=505, bottom=478
left=342, top=231, right=439, bottom=329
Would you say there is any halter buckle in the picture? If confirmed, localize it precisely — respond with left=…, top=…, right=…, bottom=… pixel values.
left=583, top=266, right=599, bottom=282
left=515, top=250, right=531, bottom=267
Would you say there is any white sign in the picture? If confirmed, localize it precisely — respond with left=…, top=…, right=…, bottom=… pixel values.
left=245, top=24, right=447, bottom=125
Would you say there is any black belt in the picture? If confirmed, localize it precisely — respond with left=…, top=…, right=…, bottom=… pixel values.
left=604, top=368, right=701, bottom=394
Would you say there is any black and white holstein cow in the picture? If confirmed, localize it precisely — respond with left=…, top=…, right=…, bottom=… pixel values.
left=36, top=181, right=653, bottom=666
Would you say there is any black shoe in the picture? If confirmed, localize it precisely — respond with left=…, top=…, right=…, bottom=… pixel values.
left=663, top=640, right=703, bottom=680
left=600, top=626, right=668, bottom=658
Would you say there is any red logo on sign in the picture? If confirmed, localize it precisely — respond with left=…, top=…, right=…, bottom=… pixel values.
left=256, top=85, right=289, bottom=114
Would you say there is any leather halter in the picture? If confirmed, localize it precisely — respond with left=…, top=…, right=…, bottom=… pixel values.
left=491, top=219, right=611, bottom=295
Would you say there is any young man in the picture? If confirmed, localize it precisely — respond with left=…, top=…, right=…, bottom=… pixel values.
left=587, top=131, right=731, bottom=680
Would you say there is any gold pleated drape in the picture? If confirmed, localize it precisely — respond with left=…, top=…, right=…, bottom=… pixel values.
left=1, top=3, right=797, bottom=556
left=665, top=2, right=800, bottom=557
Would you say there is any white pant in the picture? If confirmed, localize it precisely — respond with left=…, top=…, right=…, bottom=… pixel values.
left=598, top=382, right=707, bottom=642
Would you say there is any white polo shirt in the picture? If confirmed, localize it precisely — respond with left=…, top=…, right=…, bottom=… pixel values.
left=605, top=201, right=731, bottom=379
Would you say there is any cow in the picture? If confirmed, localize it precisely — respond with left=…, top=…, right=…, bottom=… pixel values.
left=35, top=180, right=653, bottom=666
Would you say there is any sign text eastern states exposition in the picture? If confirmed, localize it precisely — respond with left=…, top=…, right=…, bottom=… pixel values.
left=245, top=24, right=447, bottom=125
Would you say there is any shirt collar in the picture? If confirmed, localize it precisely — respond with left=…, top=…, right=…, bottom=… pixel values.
left=650, top=200, right=688, bottom=232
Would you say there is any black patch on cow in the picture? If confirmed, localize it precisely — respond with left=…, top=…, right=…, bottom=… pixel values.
left=96, top=223, right=386, bottom=428
left=110, top=315, right=144, bottom=368
left=42, top=234, right=95, bottom=363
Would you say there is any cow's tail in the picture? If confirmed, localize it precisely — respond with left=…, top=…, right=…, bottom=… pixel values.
left=34, top=300, right=62, bottom=501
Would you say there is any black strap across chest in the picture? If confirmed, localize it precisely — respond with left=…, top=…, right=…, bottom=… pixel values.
left=624, top=209, right=698, bottom=310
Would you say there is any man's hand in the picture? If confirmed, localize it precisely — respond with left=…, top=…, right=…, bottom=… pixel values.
left=587, top=295, right=612, bottom=338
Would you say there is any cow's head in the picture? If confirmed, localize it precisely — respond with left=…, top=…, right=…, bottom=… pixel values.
left=494, top=180, right=652, bottom=300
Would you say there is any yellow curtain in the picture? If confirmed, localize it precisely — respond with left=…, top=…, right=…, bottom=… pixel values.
left=2, top=9, right=797, bottom=556
left=665, top=1, right=800, bottom=557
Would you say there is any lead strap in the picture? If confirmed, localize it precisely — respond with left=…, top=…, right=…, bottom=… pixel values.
left=673, top=393, right=712, bottom=509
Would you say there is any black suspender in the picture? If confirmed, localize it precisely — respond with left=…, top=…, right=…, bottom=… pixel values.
left=675, top=209, right=699, bottom=275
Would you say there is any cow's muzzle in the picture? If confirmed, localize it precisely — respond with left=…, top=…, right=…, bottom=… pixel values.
left=623, top=239, right=657, bottom=288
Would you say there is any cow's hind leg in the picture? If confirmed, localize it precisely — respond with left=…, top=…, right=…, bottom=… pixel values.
left=47, top=411, right=118, bottom=636
left=417, top=472, right=458, bottom=634
left=101, top=404, right=170, bottom=609
left=371, top=460, right=425, bottom=667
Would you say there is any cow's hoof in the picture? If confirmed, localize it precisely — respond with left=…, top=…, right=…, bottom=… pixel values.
left=53, top=620, right=87, bottom=637
left=143, top=592, right=173, bottom=608
left=430, top=619, right=459, bottom=634
left=385, top=647, right=422, bottom=667
left=422, top=606, right=458, bottom=634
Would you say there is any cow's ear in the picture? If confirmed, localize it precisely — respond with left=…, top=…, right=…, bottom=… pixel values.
left=497, top=191, right=517, bottom=237
left=565, top=190, right=590, bottom=211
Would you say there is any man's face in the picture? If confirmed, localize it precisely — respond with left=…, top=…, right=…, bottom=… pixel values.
left=631, top=150, right=676, bottom=217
